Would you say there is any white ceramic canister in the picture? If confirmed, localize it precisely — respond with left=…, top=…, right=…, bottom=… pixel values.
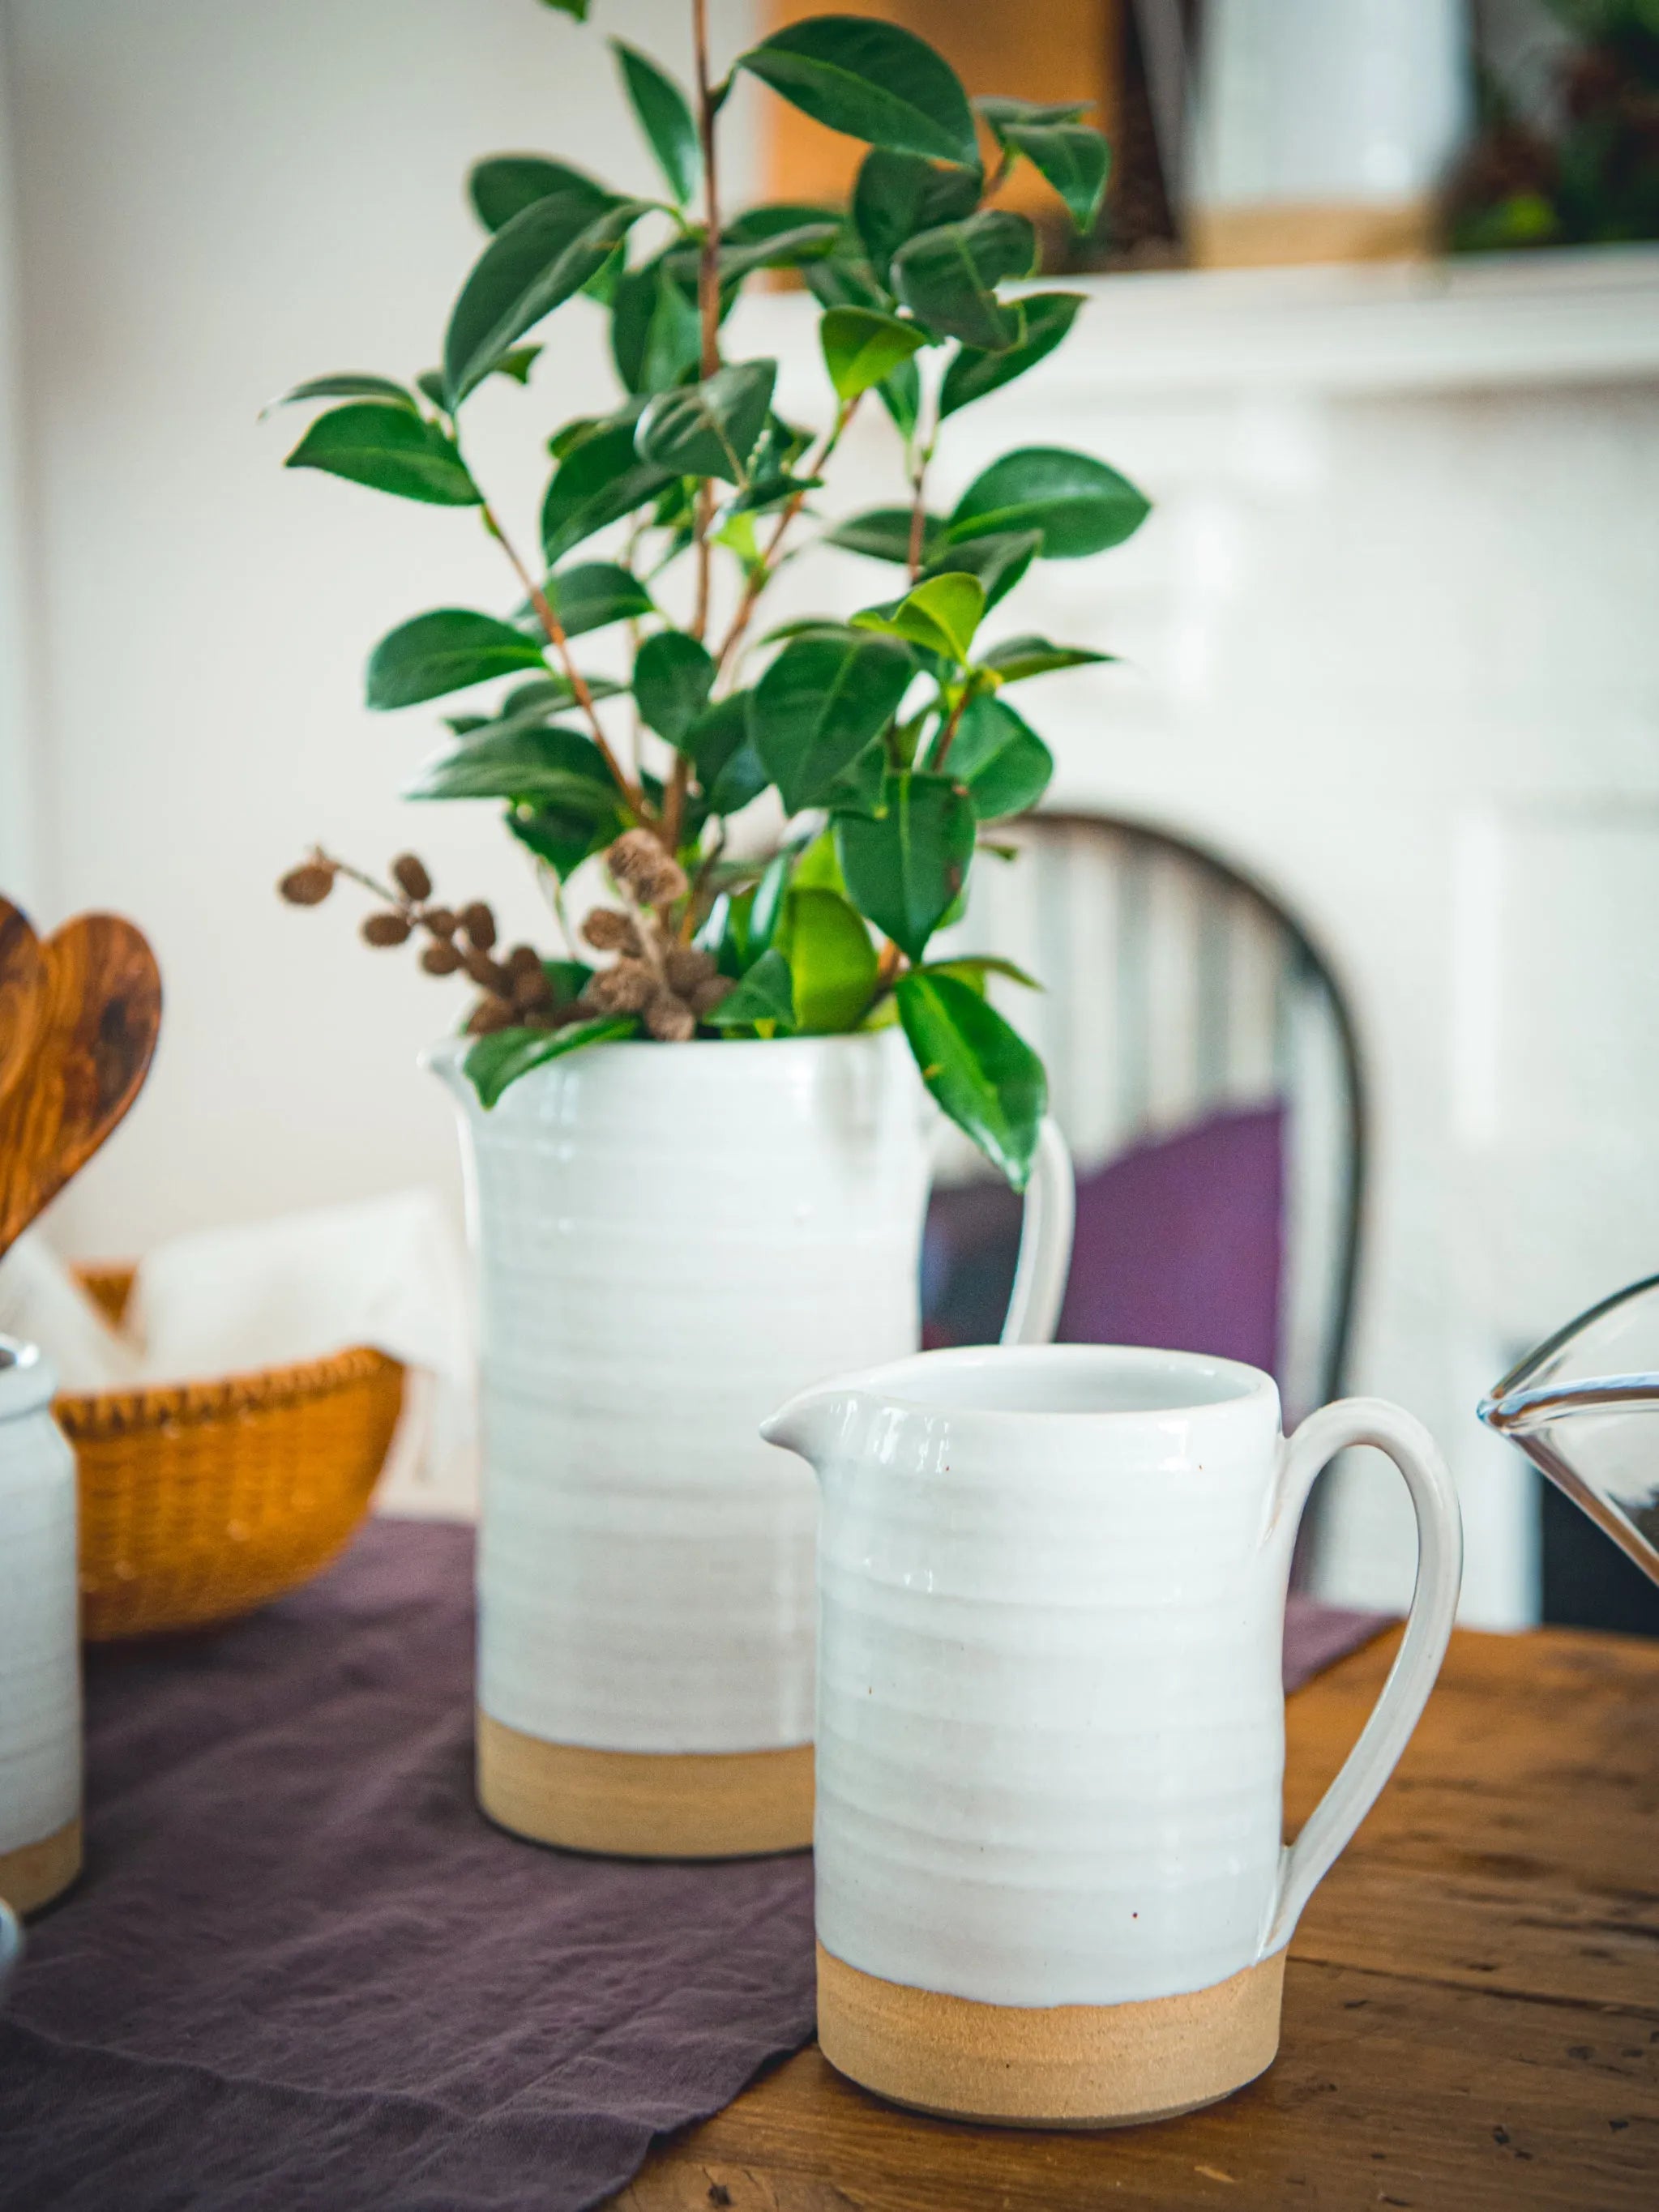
left=429, top=1029, right=1073, bottom=1859
left=0, top=1338, right=83, bottom=1915
left=764, top=1343, right=1462, bottom=2124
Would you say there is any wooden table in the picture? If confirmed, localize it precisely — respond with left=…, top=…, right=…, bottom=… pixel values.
left=613, top=1626, right=1659, bottom=2210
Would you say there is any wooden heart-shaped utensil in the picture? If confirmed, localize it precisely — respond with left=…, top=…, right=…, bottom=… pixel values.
left=0, top=912, right=162, bottom=1262
left=0, top=899, right=49, bottom=1117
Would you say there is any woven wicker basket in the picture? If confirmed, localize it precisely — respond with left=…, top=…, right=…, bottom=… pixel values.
left=57, top=1266, right=404, bottom=1642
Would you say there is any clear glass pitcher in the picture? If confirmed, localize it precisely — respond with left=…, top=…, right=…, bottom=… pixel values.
left=1478, top=1273, right=1659, bottom=1590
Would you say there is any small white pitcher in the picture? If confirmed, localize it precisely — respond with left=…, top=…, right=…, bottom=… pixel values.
left=763, top=1343, right=1461, bottom=2125
left=0, top=1338, right=83, bottom=1916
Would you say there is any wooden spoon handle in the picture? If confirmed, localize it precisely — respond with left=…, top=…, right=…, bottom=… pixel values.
left=0, top=897, right=48, bottom=1116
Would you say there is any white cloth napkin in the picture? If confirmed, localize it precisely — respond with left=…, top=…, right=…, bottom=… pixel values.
left=0, top=1191, right=479, bottom=1516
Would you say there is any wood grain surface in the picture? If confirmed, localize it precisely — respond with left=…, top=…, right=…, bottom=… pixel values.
left=0, top=899, right=48, bottom=1117
left=0, top=912, right=161, bottom=1259
left=611, top=1625, right=1659, bottom=2210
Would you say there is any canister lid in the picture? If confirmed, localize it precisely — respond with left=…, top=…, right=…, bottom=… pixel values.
left=0, top=1337, right=58, bottom=1420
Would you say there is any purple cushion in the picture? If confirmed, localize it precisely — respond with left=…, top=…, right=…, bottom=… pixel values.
left=924, top=1103, right=1286, bottom=1381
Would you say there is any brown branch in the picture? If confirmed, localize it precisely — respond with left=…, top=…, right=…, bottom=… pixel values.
left=713, top=398, right=857, bottom=681
left=479, top=499, right=644, bottom=813
left=906, top=451, right=930, bottom=579
left=930, top=688, right=970, bottom=773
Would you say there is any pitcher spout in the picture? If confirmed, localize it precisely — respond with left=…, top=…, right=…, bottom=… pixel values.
left=760, top=1383, right=862, bottom=1475
left=420, top=1036, right=475, bottom=1109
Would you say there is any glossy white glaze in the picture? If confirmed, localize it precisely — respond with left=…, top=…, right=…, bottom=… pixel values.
left=0, top=1339, right=81, bottom=1864
left=430, top=1033, right=1072, bottom=1756
left=765, top=1343, right=1461, bottom=2009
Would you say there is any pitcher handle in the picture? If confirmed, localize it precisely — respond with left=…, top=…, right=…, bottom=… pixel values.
left=1259, top=1397, right=1463, bottom=1958
left=1000, top=1117, right=1075, bottom=1346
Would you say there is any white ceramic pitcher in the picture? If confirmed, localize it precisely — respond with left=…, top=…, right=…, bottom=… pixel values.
left=0, top=1338, right=83, bottom=1916
left=429, top=1028, right=1073, bottom=1859
left=763, top=1342, right=1461, bottom=2124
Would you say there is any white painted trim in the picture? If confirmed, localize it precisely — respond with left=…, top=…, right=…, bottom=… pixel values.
left=739, top=243, right=1659, bottom=403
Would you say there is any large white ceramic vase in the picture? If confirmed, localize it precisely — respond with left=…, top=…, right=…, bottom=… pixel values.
left=0, top=1338, right=82, bottom=1915
left=430, top=1027, right=1071, bottom=1857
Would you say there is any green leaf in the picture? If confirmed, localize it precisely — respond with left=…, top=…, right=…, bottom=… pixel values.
left=406, top=724, right=617, bottom=806
left=703, top=946, right=797, bottom=1031
left=507, top=796, right=622, bottom=880
left=712, top=221, right=843, bottom=286
left=545, top=562, right=655, bottom=638
left=366, top=609, right=547, bottom=710
left=939, top=291, right=1084, bottom=417
left=977, top=100, right=1110, bottom=233
left=688, top=691, right=768, bottom=815
left=823, top=737, right=887, bottom=818
left=819, top=306, right=926, bottom=402
left=921, top=529, right=1041, bottom=610
left=284, top=403, right=481, bottom=506
left=877, top=354, right=921, bottom=441
left=495, top=344, right=542, bottom=384
left=468, top=156, right=612, bottom=233
left=915, top=953, right=1041, bottom=990
left=541, top=410, right=676, bottom=562
left=943, top=694, right=1054, bottom=819
left=978, top=634, right=1111, bottom=684
left=610, top=261, right=702, bottom=394
left=635, top=360, right=776, bottom=484
left=894, top=971, right=1046, bottom=1188
left=891, top=211, right=1037, bottom=352
left=263, top=373, right=417, bottom=416
left=738, top=18, right=979, bottom=169
left=496, top=674, right=626, bottom=718
left=793, top=826, right=848, bottom=894
left=835, top=768, right=975, bottom=960
left=536, top=0, right=591, bottom=21
left=752, top=631, right=914, bottom=813
left=825, top=506, right=946, bottom=565
left=634, top=630, right=715, bottom=745
left=853, top=571, right=986, bottom=663
left=466, top=1016, right=638, bottom=1112
left=803, top=247, right=889, bottom=314
left=776, top=886, right=879, bottom=1033
left=853, top=147, right=981, bottom=284
left=948, top=447, right=1152, bottom=559
left=610, top=39, right=701, bottom=205
left=445, top=191, right=648, bottom=405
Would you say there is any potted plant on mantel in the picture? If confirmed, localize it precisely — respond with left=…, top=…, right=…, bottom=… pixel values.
left=276, top=0, right=1148, bottom=1859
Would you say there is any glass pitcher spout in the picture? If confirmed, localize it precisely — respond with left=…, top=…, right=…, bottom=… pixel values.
left=1479, top=1271, right=1659, bottom=1591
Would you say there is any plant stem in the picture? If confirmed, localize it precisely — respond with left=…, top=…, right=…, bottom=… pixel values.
left=714, top=398, right=857, bottom=680
left=930, top=687, right=969, bottom=772
left=315, top=849, right=405, bottom=908
left=906, top=429, right=934, bottom=580
left=690, top=0, right=720, bottom=647
left=478, top=497, right=644, bottom=812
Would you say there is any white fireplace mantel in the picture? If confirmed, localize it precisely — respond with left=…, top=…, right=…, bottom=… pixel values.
left=745, top=246, right=1659, bottom=1629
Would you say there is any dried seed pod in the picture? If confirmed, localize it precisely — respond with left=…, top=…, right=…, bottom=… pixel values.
left=421, top=942, right=463, bottom=976
left=511, top=964, right=554, bottom=1012
left=464, top=997, right=513, bottom=1036
left=688, top=971, right=736, bottom=1015
left=506, top=943, right=543, bottom=978
left=582, top=959, right=656, bottom=1014
left=421, top=905, right=458, bottom=938
left=361, top=912, right=413, bottom=948
left=278, top=862, right=335, bottom=907
left=460, top=901, right=498, bottom=951
left=605, top=828, right=688, bottom=910
left=580, top=907, right=642, bottom=955
left=462, top=947, right=510, bottom=993
left=665, top=943, right=717, bottom=995
left=391, top=853, right=433, bottom=903
left=644, top=989, right=696, bottom=1043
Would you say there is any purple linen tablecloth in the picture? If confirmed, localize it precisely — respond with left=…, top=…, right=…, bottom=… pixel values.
left=0, top=1519, right=1388, bottom=2212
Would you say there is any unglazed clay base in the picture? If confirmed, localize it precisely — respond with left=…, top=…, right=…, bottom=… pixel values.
left=477, top=1710, right=813, bottom=1859
left=816, top=1942, right=1285, bottom=2129
left=0, top=1816, right=83, bottom=1916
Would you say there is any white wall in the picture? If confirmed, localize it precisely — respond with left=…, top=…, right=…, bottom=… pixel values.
left=3, top=0, right=756, bottom=1255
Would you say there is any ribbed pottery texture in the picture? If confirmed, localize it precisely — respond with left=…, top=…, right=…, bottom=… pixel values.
left=59, top=1268, right=404, bottom=1641
left=0, top=1341, right=80, bottom=1869
left=436, top=1030, right=934, bottom=1755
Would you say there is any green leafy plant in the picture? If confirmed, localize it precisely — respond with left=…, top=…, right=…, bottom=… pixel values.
left=272, top=2, right=1148, bottom=1189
